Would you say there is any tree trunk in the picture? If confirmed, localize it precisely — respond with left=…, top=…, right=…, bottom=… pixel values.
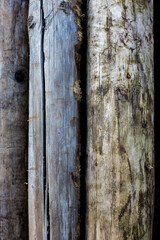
left=0, top=1, right=29, bottom=239
left=86, top=0, right=154, bottom=239
left=28, top=1, right=82, bottom=239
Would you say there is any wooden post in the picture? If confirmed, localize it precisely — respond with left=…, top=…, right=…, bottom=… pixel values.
left=86, top=0, right=154, bottom=239
left=28, top=0, right=82, bottom=239
left=0, top=1, right=29, bottom=239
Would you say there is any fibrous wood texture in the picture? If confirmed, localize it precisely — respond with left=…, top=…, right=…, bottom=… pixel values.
left=87, top=0, right=154, bottom=239
left=0, top=1, right=29, bottom=239
left=28, top=0, right=82, bottom=239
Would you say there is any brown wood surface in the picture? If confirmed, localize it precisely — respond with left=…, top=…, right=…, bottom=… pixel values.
left=0, top=1, right=29, bottom=239
left=86, top=0, right=154, bottom=239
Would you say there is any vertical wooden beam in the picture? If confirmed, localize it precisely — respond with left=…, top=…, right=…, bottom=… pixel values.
left=28, top=0, right=82, bottom=239
left=0, top=1, right=29, bottom=239
left=87, top=0, right=154, bottom=239
left=28, top=0, right=44, bottom=239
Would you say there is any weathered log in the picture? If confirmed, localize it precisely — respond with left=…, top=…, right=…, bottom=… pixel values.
left=0, top=1, right=29, bottom=239
left=28, top=0, right=82, bottom=239
left=86, top=0, right=154, bottom=239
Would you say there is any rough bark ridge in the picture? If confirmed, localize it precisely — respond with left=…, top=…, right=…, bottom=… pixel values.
left=0, top=1, right=29, bottom=239
left=28, top=0, right=82, bottom=239
left=87, top=0, right=154, bottom=239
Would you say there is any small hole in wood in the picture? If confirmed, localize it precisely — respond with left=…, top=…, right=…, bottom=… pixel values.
left=15, top=70, right=25, bottom=83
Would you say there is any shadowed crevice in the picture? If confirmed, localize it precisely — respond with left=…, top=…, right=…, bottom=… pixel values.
left=79, top=1, right=87, bottom=239
left=152, top=0, right=160, bottom=238
left=40, top=0, right=50, bottom=239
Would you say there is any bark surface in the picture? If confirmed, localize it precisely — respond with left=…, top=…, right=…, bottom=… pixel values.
left=87, top=0, right=154, bottom=239
left=0, top=1, right=29, bottom=239
left=28, top=0, right=82, bottom=239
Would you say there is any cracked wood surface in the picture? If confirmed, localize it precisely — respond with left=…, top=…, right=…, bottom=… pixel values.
left=0, top=1, right=29, bottom=239
left=28, top=0, right=81, bottom=239
left=87, top=0, right=154, bottom=239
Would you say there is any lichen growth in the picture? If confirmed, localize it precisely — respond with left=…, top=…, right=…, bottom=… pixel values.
left=58, top=1, right=71, bottom=15
left=71, top=80, right=82, bottom=101
left=72, top=0, right=83, bottom=49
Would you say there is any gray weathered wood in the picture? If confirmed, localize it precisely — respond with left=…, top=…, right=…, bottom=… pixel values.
left=0, top=1, right=29, bottom=239
left=28, top=1, right=44, bottom=239
left=28, top=0, right=82, bottom=239
left=86, top=0, right=154, bottom=239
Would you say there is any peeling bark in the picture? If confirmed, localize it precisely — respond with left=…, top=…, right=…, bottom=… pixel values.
left=0, top=1, right=29, bottom=239
left=28, top=0, right=82, bottom=239
left=87, top=0, right=154, bottom=239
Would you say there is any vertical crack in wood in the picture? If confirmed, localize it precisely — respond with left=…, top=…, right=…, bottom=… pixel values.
left=78, top=1, right=87, bottom=239
left=40, top=0, right=50, bottom=239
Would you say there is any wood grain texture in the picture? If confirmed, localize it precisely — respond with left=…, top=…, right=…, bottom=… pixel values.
left=86, top=0, right=154, bottom=239
left=0, top=1, right=29, bottom=239
left=28, top=0, right=82, bottom=239
left=28, top=0, right=44, bottom=239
